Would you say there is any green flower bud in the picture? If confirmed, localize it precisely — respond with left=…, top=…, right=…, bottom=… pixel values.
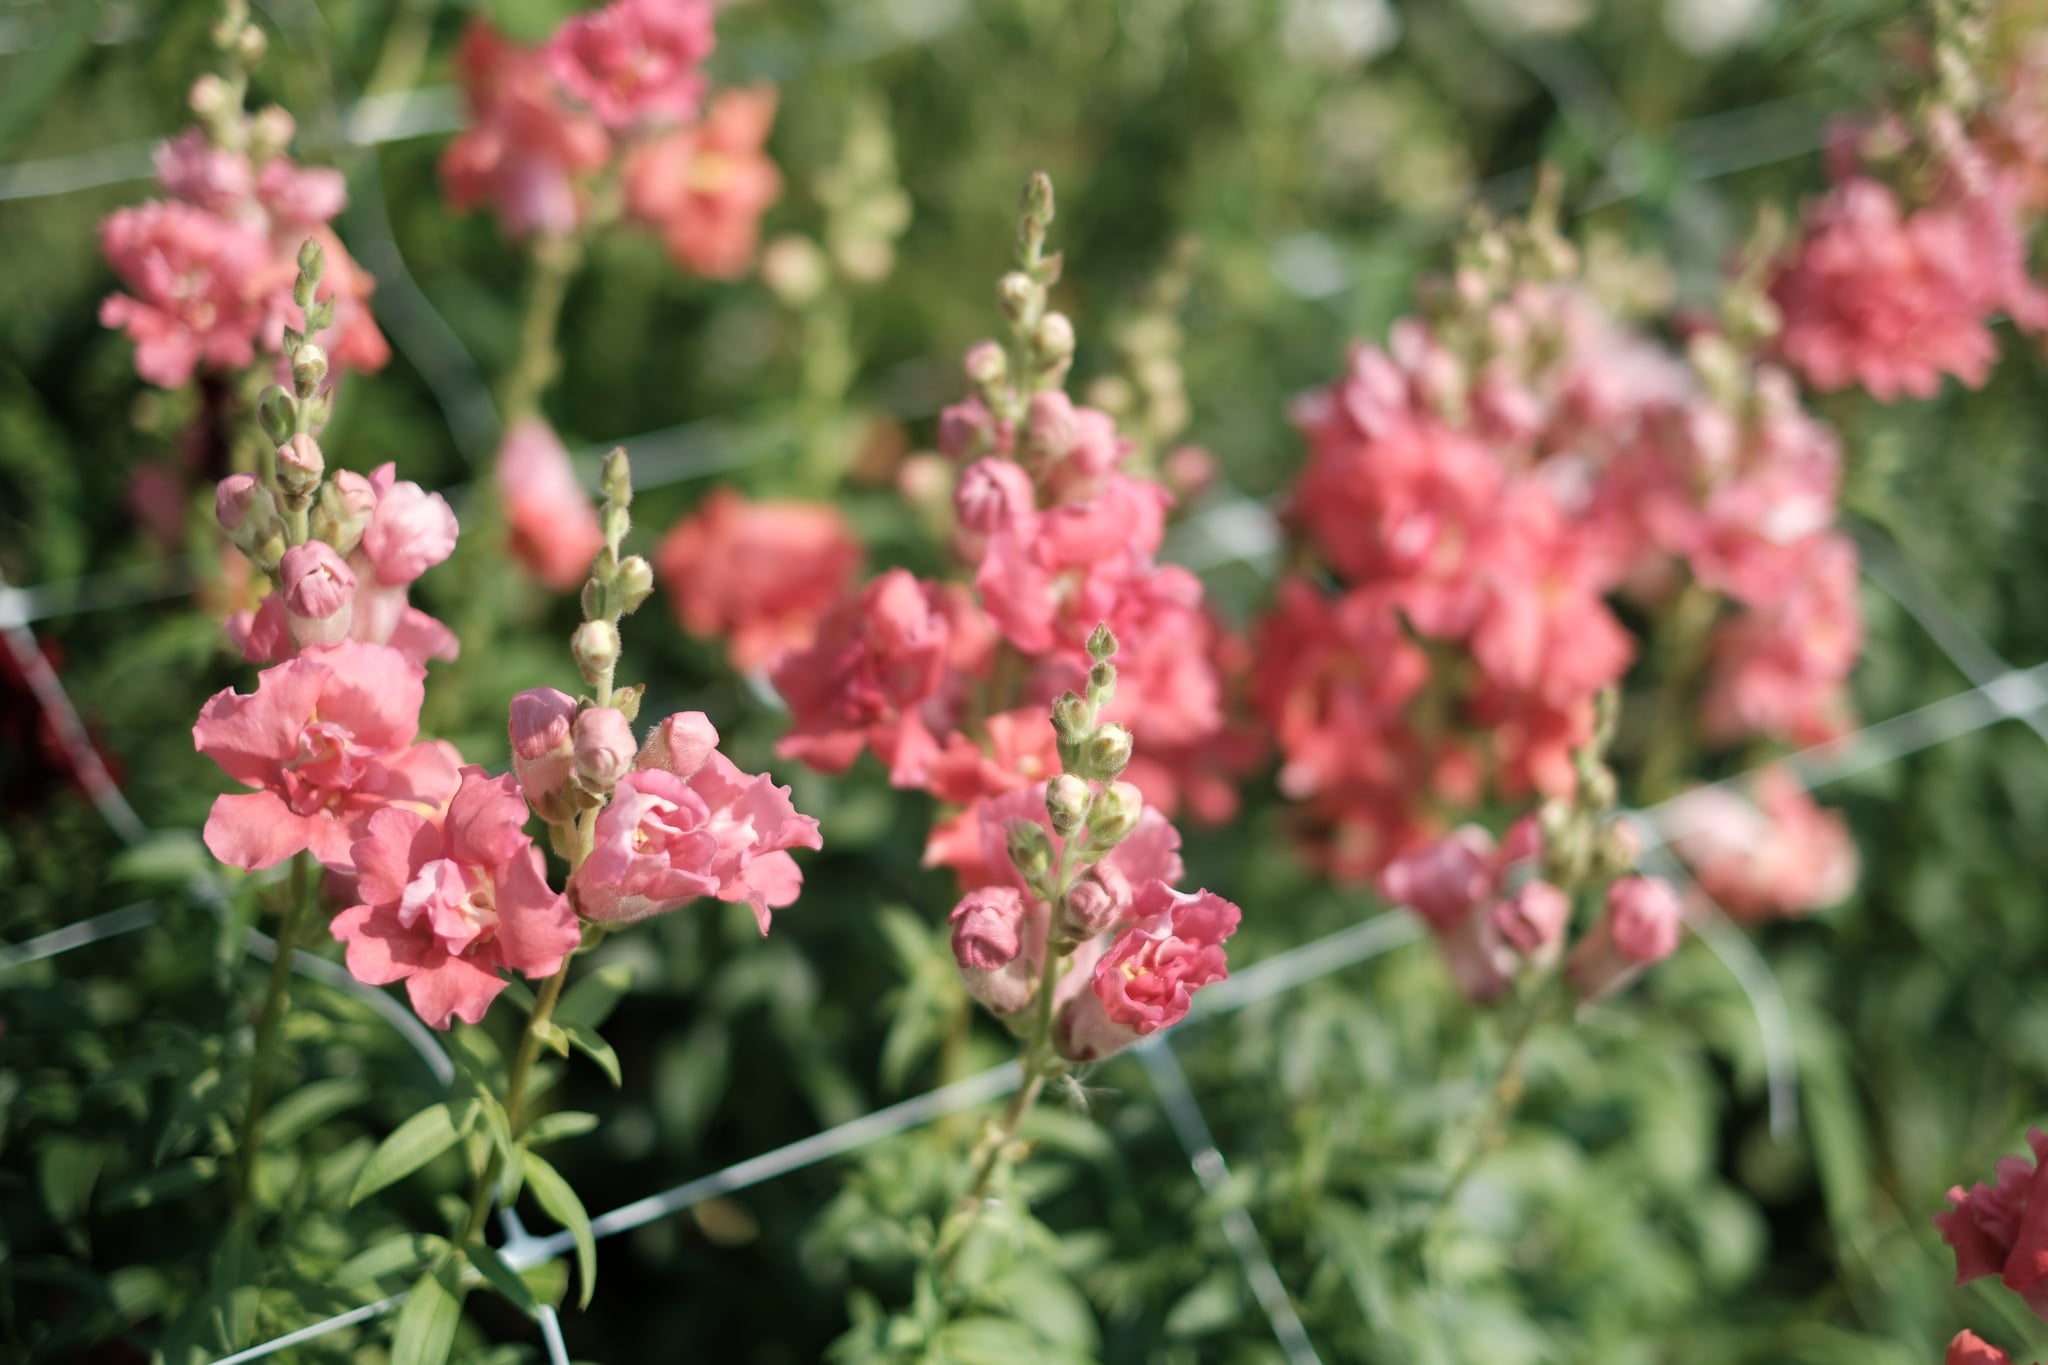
left=572, top=619, right=621, bottom=687
left=1045, top=774, right=1091, bottom=837
left=1086, top=623, right=1118, bottom=661
left=614, top=555, right=655, bottom=616
left=1083, top=781, right=1142, bottom=854
left=1075, top=723, right=1132, bottom=784
left=1005, top=817, right=1055, bottom=897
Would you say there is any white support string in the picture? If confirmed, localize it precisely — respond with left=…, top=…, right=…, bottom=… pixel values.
left=1137, top=1036, right=1324, bottom=1365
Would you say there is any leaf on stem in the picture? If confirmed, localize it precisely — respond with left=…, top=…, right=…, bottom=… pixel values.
left=522, top=1110, right=600, bottom=1147
left=463, top=1240, right=539, bottom=1318
left=389, top=1264, right=462, bottom=1365
left=553, top=962, right=635, bottom=1032
left=561, top=1022, right=622, bottom=1087
left=349, top=1101, right=475, bottom=1206
left=520, top=1149, right=597, bottom=1307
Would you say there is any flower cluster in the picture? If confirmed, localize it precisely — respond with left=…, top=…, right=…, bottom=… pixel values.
left=195, top=251, right=819, bottom=1027
left=1252, top=196, right=1862, bottom=882
left=769, top=174, right=1233, bottom=828
left=1771, top=21, right=2048, bottom=400
left=1936, top=1128, right=2048, bottom=1321
left=942, top=627, right=1239, bottom=1065
left=1379, top=698, right=1684, bottom=1005
left=441, top=0, right=779, bottom=275
left=98, top=4, right=386, bottom=389
left=654, top=489, right=864, bottom=673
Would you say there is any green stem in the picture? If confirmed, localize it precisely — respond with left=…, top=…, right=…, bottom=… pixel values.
left=1422, top=977, right=1557, bottom=1246
left=1636, top=579, right=1719, bottom=804
left=458, top=956, right=572, bottom=1244
left=501, top=233, right=584, bottom=425
left=237, top=851, right=314, bottom=1207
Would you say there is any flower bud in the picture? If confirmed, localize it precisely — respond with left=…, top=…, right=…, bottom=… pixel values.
left=997, top=272, right=1037, bottom=322
left=1058, top=862, right=1129, bottom=940
left=601, top=448, right=632, bottom=508
left=189, top=74, right=231, bottom=120
left=296, top=237, right=325, bottom=288
left=235, top=22, right=267, bottom=67
left=1034, top=312, right=1075, bottom=363
left=963, top=340, right=1008, bottom=390
left=572, top=619, right=621, bottom=686
left=760, top=234, right=828, bottom=306
left=1086, top=661, right=1116, bottom=709
left=573, top=706, right=636, bottom=791
left=275, top=434, right=324, bottom=497
left=1085, top=623, right=1118, bottom=662
left=1492, top=879, right=1570, bottom=972
left=1051, top=691, right=1092, bottom=742
left=1568, top=875, right=1684, bottom=1003
left=1045, top=773, right=1091, bottom=837
left=1580, top=761, right=1617, bottom=813
left=1083, top=781, right=1142, bottom=854
left=312, top=471, right=375, bottom=556
left=955, top=458, right=1036, bottom=536
left=1075, top=723, right=1133, bottom=784
left=614, top=554, right=655, bottom=615
left=636, top=710, right=719, bottom=781
left=215, top=473, right=275, bottom=537
left=509, top=688, right=578, bottom=824
left=950, top=886, right=1027, bottom=972
left=1005, top=817, right=1054, bottom=895
left=250, top=105, right=295, bottom=160
left=279, top=542, right=355, bottom=648
left=1024, top=390, right=1076, bottom=459
left=291, top=342, right=328, bottom=400
left=256, top=386, right=295, bottom=447
left=937, top=400, right=999, bottom=460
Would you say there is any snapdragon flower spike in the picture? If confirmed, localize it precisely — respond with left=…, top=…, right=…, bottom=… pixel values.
left=441, top=21, right=611, bottom=238
left=193, top=640, right=459, bottom=871
left=1379, top=817, right=1564, bottom=1003
left=1935, top=1129, right=2048, bottom=1321
left=330, top=766, right=580, bottom=1028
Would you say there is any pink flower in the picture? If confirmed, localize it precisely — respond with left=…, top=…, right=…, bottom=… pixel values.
left=1490, top=879, right=1569, bottom=965
left=279, top=541, right=356, bottom=649
left=1567, top=875, right=1684, bottom=1002
left=153, top=129, right=253, bottom=214
left=925, top=706, right=1061, bottom=805
left=442, top=21, right=612, bottom=238
left=544, top=0, right=715, bottom=129
left=1772, top=179, right=2010, bottom=400
left=624, top=87, right=782, bottom=278
left=497, top=417, right=603, bottom=591
left=1668, top=767, right=1859, bottom=922
left=1380, top=826, right=1496, bottom=932
left=1950, top=1331, right=2032, bottom=1365
left=194, top=641, right=460, bottom=870
left=1058, top=881, right=1238, bottom=1059
left=1703, top=532, right=1861, bottom=747
left=771, top=570, right=964, bottom=785
left=341, top=464, right=461, bottom=665
left=655, top=488, right=862, bottom=672
left=573, top=706, right=636, bottom=790
left=574, top=718, right=821, bottom=930
left=1469, top=491, right=1634, bottom=708
left=330, top=767, right=580, bottom=1028
left=99, top=202, right=273, bottom=387
left=1935, top=1130, right=2048, bottom=1320
left=509, top=687, right=578, bottom=823
left=949, top=885, right=1036, bottom=1015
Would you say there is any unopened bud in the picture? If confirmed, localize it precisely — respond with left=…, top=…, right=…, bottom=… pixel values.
left=1083, top=781, right=1142, bottom=854
left=312, top=471, right=374, bottom=556
left=1087, top=661, right=1116, bottom=706
left=1580, top=763, right=1617, bottom=813
left=572, top=619, right=621, bottom=686
left=963, top=340, right=1007, bottom=390
left=275, top=434, right=324, bottom=497
left=1034, top=312, right=1075, bottom=363
left=1022, top=172, right=1056, bottom=229
left=257, top=386, right=294, bottom=446
left=279, top=542, right=355, bottom=648
left=760, top=234, right=829, bottom=306
left=601, top=448, right=632, bottom=507
left=1051, top=691, right=1092, bottom=742
left=572, top=706, right=636, bottom=791
left=1057, top=861, right=1129, bottom=940
left=189, top=75, right=231, bottom=120
left=250, top=106, right=295, bottom=159
left=1004, top=818, right=1054, bottom=895
left=1045, top=774, right=1091, bottom=837
left=1076, top=722, right=1133, bottom=783
left=215, top=473, right=274, bottom=537
left=1086, top=622, right=1118, bottom=662
left=614, top=555, right=654, bottom=615
left=296, top=237, right=325, bottom=289
left=235, top=22, right=267, bottom=66
left=291, top=343, right=328, bottom=400
left=509, top=687, right=579, bottom=824
left=997, top=271, right=1037, bottom=322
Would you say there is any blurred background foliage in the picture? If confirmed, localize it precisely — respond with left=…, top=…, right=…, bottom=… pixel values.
left=5, top=0, right=2048, bottom=1361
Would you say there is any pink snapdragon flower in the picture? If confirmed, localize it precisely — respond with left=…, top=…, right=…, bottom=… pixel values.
left=1935, top=1129, right=2048, bottom=1320
left=949, top=884, right=1036, bottom=1014
left=1668, top=766, right=1858, bottom=921
left=347, top=464, right=462, bottom=662
left=544, top=0, right=715, bottom=129
left=509, top=687, right=579, bottom=823
left=1702, top=532, right=1861, bottom=746
left=497, top=417, right=604, bottom=591
left=772, top=570, right=985, bottom=785
left=1949, top=1331, right=2035, bottom=1365
left=1056, top=881, right=1239, bottom=1060
left=572, top=711, right=821, bottom=930
left=330, top=767, right=580, bottom=1028
left=1567, top=874, right=1684, bottom=1001
left=442, top=21, right=612, bottom=238
left=624, top=86, right=782, bottom=278
left=193, top=641, right=459, bottom=870
left=655, top=488, right=862, bottom=672
left=99, top=202, right=273, bottom=388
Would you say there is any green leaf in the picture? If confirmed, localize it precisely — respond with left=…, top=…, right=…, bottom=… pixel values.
left=561, top=1023, right=622, bottom=1087
left=262, top=1078, right=371, bottom=1147
left=389, top=1265, right=462, bottom=1365
left=336, top=1234, right=447, bottom=1287
left=553, top=963, right=635, bottom=1032
left=523, top=1110, right=600, bottom=1147
left=206, top=1221, right=262, bottom=1351
left=499, top=979, right=538, bottom=1013
left=521, top=1150, right=597, bottom=1307
left=39, top=1139, right=109, bottom=1233
left=463, top=1241, right=538, bottom=1317
left=109, top=831, right=211, bottom=886
left=350, top=1103, right=472, bottom=1206
left=104, top=1158, right=218, bottom=1211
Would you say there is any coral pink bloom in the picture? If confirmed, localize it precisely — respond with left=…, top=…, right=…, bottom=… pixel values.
left=545, top=0, right=715, bottom=129
left=1702, top=532, right=1861, bottom=747
left=329, top=767, right=579, bottom=1028
left=1568, top=875, right=1684, bottom=1002
left=347, top=464, right=462, bottom=662
left=1469, top=489, right=1633, bottom=709
left=624, top=87, right=781, bottom=278
left=925, top=706, right=1062, bottom=805
left=1379, top=826, right=1496, bottom=933
left=1772, top=178, right=2007, bottom=400
left=1936, top=1129, right=2048, bottom=1320
left=1668, top=766, right=1858, bottom=922
left=442, top=21, right=611, bottom=238
left=194, top=641, right=460, bottom=871
left=153, top=129, right=254, bottom=214
left=99, top=202, right=273, bottom=387
left=949, top=885, right=1037, bottom=1015
left=1064, top=882, right=1238, bottom=1057
left=496, top=417, right=603, bottom=591
left=1950, top=1331, right=2032, bottom=1365
left=771, top=570, right=964, bottom=785
left=509, top=687, right=578, bottom=822
left=655, top=488, right=862, bottom=672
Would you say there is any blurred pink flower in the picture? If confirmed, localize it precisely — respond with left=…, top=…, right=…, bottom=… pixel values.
left=330, top=766, right=579, bottom=1028
left=1936, top=1129, right=2048, bottom=1321
left=497, top=417, right=604, bottom=591
left=544, top=0, right=715, bottom=129
left=1568, top=875, right=1684, bottom=1001
left=1950, top=1331, right=2032, bottom=1365
left=442, top=21, right=611, bottom=238
left=624, top=87, right=781, bottom=278
left=1670, top=766, right=1858, bottom=921
left=655, top=488, right=862, bottom=672
left=99, top=202, right=273, bottom=387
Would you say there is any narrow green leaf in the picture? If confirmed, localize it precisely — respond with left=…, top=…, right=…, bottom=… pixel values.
left=335, top=1234, right=447, bottom=1287
left=553, top=963, right=636, bottom=1032
left=350, top=1103, right=470, bottom=1206
left=262, top=1078, right=371, bottom=1147
left=104, top=1158, right=218, bottom=1211
left=560, top=1023, right=622, bottom=1087
left=521, top=1150, right=597, bottom=1307
left=523, top=1111, right=599, bottom=1147
left=463, top=1241, right=538, bottom=1317
left=389, top=1265, right=462, bottom=1365
left=499, top=979, right=538, bottom=1013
